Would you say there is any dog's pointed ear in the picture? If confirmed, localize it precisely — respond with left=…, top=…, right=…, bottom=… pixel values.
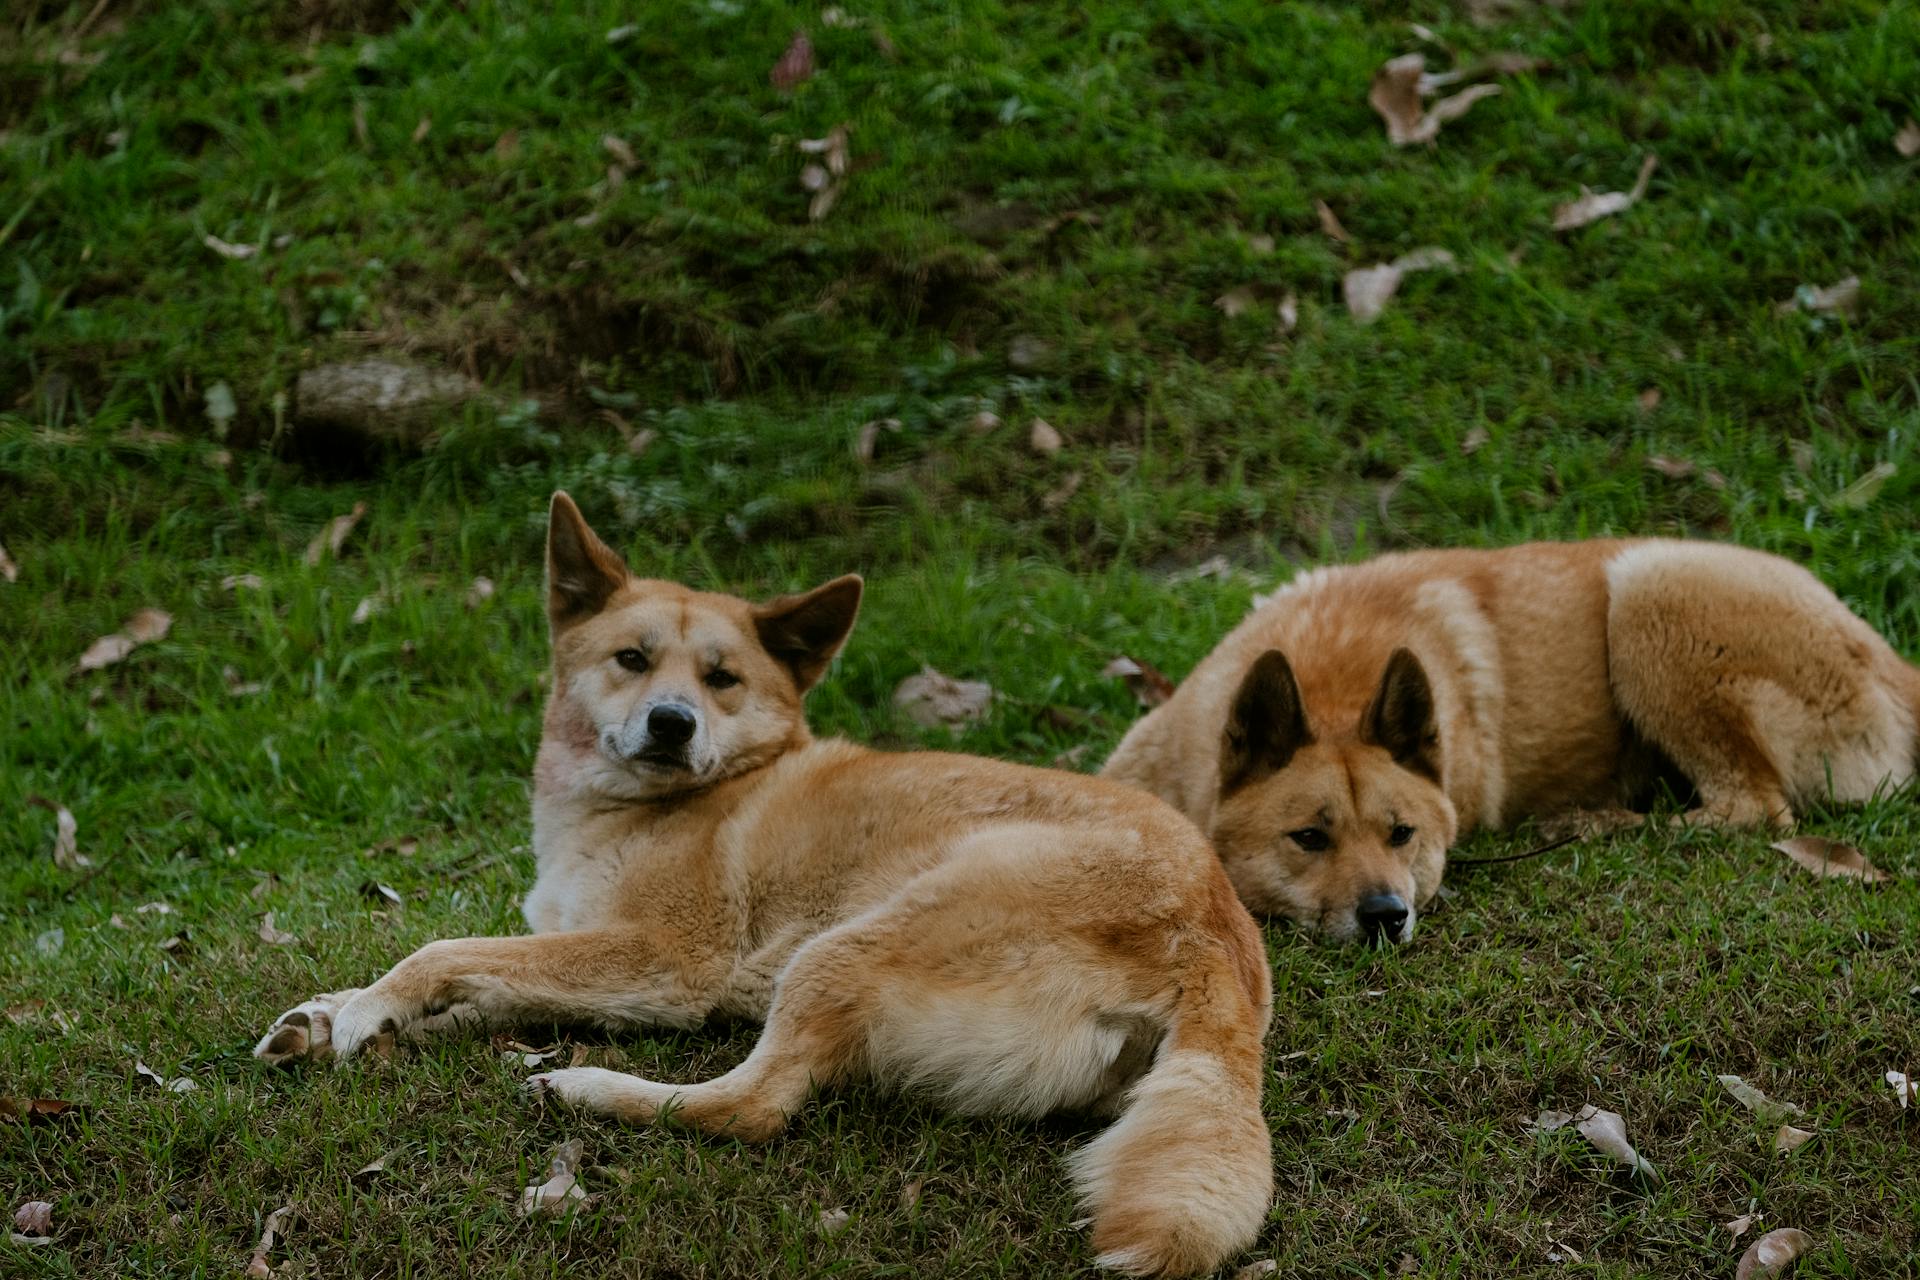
left=1361, top=647, right=1441, bottom=781
left=754, top=574, right=863, bottom=692
left=1221, top=649, right=1313, bottom=793
left=546, top=491, right=630, bottom=630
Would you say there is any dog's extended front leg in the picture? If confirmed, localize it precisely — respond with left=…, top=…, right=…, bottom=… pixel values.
left=255, top=929, right=722, bottom=1064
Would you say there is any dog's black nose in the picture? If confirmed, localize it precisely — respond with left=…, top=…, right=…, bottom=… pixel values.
left=647, top=703, right=697, bottom=747
left=1357, top=893, right=1409, bottom=943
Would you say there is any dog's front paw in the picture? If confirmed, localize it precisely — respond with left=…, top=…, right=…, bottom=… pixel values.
left=253, top=989, right=361, bottom=1065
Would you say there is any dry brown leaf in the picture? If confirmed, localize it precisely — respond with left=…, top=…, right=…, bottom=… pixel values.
left=854, top=418, right=902, bottom=463
left=244, top=1204, right=295, bottom=1278
left=1773, top=1125, right=1814, bottom=1153
left=26, top=796, right=89, bottom=870
left=601, top=134, right=636, bottom=169
left=350, top=593, right=387, bottom=625
left=1314, top=198, right=1351, bottom=243
left=1214, top=286, right=1257, bottom=318
left=1897, top=119, right=1920, bottom=158
left=1771, top=836, right=1889, bottom=883
left=258, top=913, right=296, bottom=946
left=1888, top=1070, right=1915, bottom=1108
left=797, top=123, right=850, bottom=176
left=409, top=115, right=431, bottom=144
left=519, top=1139, right=588, bottom=1215
left=0, top=1097, right=73, bottom=1123
left=1645, top=455, right=1695, bottom=479
left=1028, top=418, right=1064, bottom=455
left=1832, top=461, right=1895, bottom=509
left=222, top=573, right=265, bottom=591
left=224, top=665, right=266, bottom=697
left=1343, top=247, right=1455, bottom=324
left=569, top=1044, right=590, bottom=1068
left=360, top=881, right=403, bottom=908
left=968, top=410, right=1002, bottom=435
left=1102, top=655, right=1176, bottom=709
left=899, top=1177, right=925, bottom=1210
left=1717, top=1074, right=1804, bottom=1124
left=1776, top=276, right=1861, bottom=318
left=1736, top=1228, right=1812, bottom=1280
left=494, top=128, right=520, bottom=158
left=893, top=667, right=993, bottom=731
left=1461, top=425, right=1489, bottom=456
left=770, top=30, right=814, bottom=91
left=204, top=233, right=259, bottom=260
left=353, top=1149, right=400, bottom=1183
left=1553, top=155, right=1658, bottom=231
left=304, top=502, right=367, bottom=566
left=1277, top=292, right=1299, bottom=332
left=75, top=607, right=173, bottom=672
left=1232, top=1262, right=1277, bottom=1280
left=1727, top=1214, right=1758, bottom=1241
left=12, top=1200, right=52, bottom=1237
left=1637, top=387, right=1662, bottom=412
left=0, top=538, right=17, bottom=583
left=808, top=180, right=841, bottom=222
left=465, top=577, right=496, bottom=609
left=1369, top=53, right=1503, bottom=146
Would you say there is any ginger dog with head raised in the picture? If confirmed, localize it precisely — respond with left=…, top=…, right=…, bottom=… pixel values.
left=254, top=493, right=1273, bottom=1277
left=1102, top=539, right=1920, bottom=944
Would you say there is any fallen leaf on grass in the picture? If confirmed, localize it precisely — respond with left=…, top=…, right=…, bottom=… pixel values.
left=75, top=607, right=172, bottom=672
left=1727, top=1213, right=1758, bottom=1241
left=1277, top=292, right=1299, bottom=332
left=1552, top=155, right=1658, bottom=231
left=519, top=1139, right=588, bottom=1215
left=968, top=410, right=1002, bottom=435
left=411, top=115, right=431, bottom=143
left=899, top=1177, right=925, bottom=1210
left=1343, top=247, right=1455, bottom=324
left=0, top=539, right=17, bottom=582
left=1461, top=425, right=1489, bottom=456
left=601, top=134, right=636, bottom=169
left=1831, top=461, right=1895, bottom=510
left=1028, top=418, right=1064, bottom=455
left=1102, top=655, right=1175, bottom=709
left=1888, top=1070, right=1915, bottom=1108
left=222, top=573, right=265, bottom=591
left=1369, top=53, right=1503, bottom=146
left=353, top=1150, right=400, bottom=1183
left=1638, top=387, right=1662, bottom=412
left=1717, top=1075, right=1805, bottom=1125
left=1314, top=199, right=1351, bottom=243
left=797, top=123, right=850, bottom=176
left=224, top=665, right=265, bottom=697
left=815, top=1207, right=851, bottom=1236
left=12, top=1200, right=52, bottom=1238
left=350, top=593, right=387, bottom=625
left=770, top=31, right=814, bottom=91
left=134, top=1061, right=197, bottom=1093
left=258, top=913, right=296, bottom=946
left=244, top=1204, right=295, bottom=1278
left=1527, top=1105, right=1657, bottom=1178
left=34, top=928, right=64, bottom=956
left=466, top=576, right=496, bottom=609
left=1898, top=119, right=1920, bottom=158
left=360, top=881, right=403, bottom=908
left=1736, top=1228, right=1812, bottom=1280
left=304, top=502, right=367, bottom=566
left=893, top=667, right=992, bottom=731
left=1232, top=1261, right=1277, bottom=1280
left=1773, top=1125, right=1814, bottom=1153
left=1776, top=276, right=1860, bottom=318
left=26, top=796, right=89, bottom=870
left=1041, top=471, right=1083, bottom=512
left=0, top=1097, right=73, bottom=1123
left=136, top=901, right=175, bottom=916
left=204, top=234, right=259, bottom=260
left=854, top=418, right=901, bottom=463
left=1771, top=836, right=1889, bottom=883
left=1213, top=286, right=1257, bottom=318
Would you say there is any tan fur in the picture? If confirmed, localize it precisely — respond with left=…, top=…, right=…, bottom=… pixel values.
left=1102, top=539, right=1920, bottom=941
left=254, top=492, right=1274, bottom=1278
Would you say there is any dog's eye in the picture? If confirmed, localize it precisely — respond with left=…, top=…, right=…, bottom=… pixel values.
left=1389, top=824, right=1416, bottom=847
left=614, top=649, right=649, bottom=674
left=704, top=669, right=739, bottom=690
left=1288, top=828, right=1331, bottom=852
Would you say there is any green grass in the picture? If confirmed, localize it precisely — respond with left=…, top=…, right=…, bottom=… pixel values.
left=4, top=0, right=1919, bottom=1275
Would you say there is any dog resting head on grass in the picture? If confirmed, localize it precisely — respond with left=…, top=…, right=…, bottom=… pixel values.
left=255, top=492, right=1275, bottom=1278
left=1102, top=540, right=1920, bottom=946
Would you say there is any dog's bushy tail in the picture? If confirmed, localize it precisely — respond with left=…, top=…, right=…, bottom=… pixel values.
left=1066, top=940, right=1273, bottom=1277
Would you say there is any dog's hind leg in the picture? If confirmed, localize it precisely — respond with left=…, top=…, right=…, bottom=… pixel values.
left=1604, top=542, right=1916, bottom=826
left=529, top=922, right=882, bottom=1141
